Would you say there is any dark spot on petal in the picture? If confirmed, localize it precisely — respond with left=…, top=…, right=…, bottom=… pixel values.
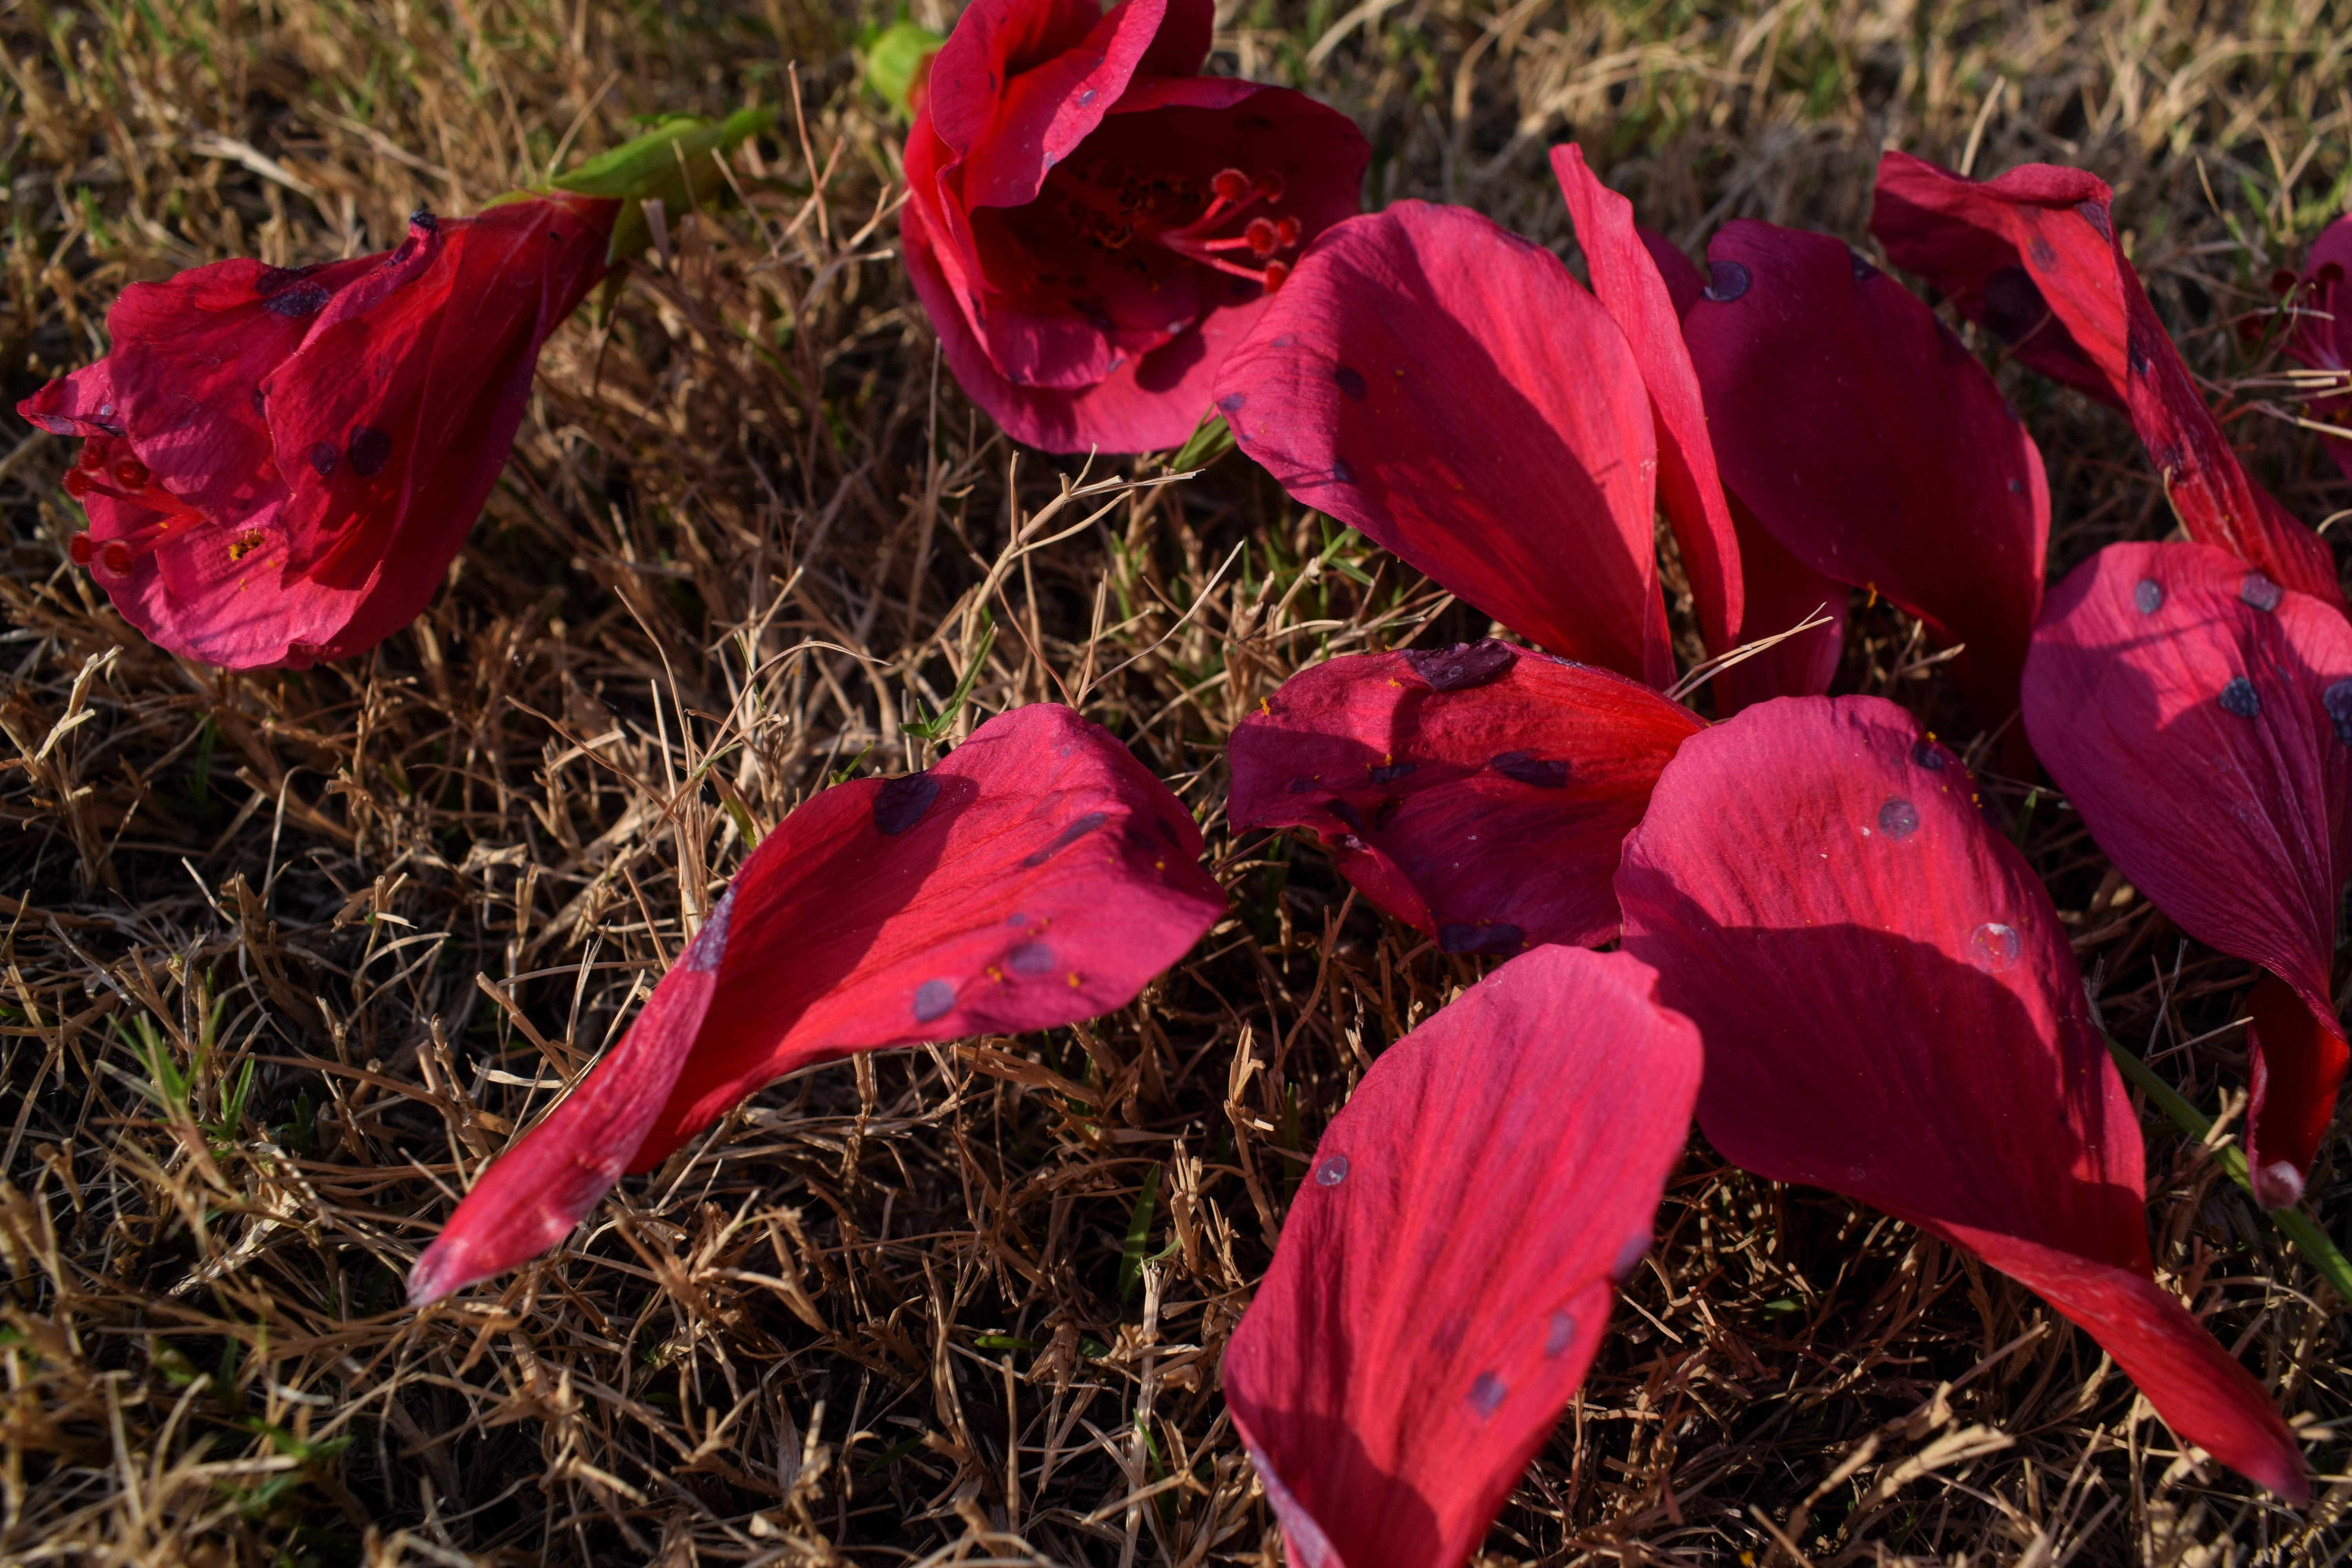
left=1911, top=740, right=1945, bottom=771
left=873, top=771, right=940, bottom=834
left=1326, top=800, right=1365, bottom=832
left=1285, top=776, right=1320, bottom=794
left=1403, top=639, right=1516, bottom=691
left=1849, top=248, right=1879, bottom=281
left=1438, top=922, right=1523, bottom=955
left=1368, top=761, right=1416, bottom=784
left=250, top=387, right=268, bottom=415
left=1270, top=333, right=1296, bottom=348
left=1333, top=365, right=1367, bottom=401
left=2076, top=201, right=2113, bottom=240
left=263, top=282, right=330, bottom=317
left=1702, top=259, right=1749, bottom=302
left=2240, top=572, right=2283, bottom=612
left=2219, top=676, right=2261, bottom=718
left=1877, top=798, right=1920, bottom=840
left=346, top=425, right=392, bottom=477
left=1217, top=392, right=1246, bottom=413
left=1022, top=811, right=1108, bottom=867
left=1468, top=1372, right=1506, bottom=1417
left=1007, top=941, right=1055, bottom=975
left=2134, top=579, right=2163, bottom=614
left=2127, top=338, right=2150, bottom=375
left=1980, top=266, right=2053, bottom=346
left=2026, top=236, right=2058, bottom=269
left=309, top=442, right=338, bottom=476
left=409, top=208, right=438, bottom=231
left=2007, top=478, right=2023, bottom=494
left=1077, top=87, right=1098, bottom=107
left=913, top=979, right=956, bottom=1022
left=2324, top=680, right=2352, bottom=745
left=1490, top=751, right=1568, bottom=788
left=1329, top=456, right=1356, bottom=485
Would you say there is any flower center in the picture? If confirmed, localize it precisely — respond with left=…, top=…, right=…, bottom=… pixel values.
left=1048, top=163, right=1303, bottom=292
left=60, top=434, right=205, bottom=575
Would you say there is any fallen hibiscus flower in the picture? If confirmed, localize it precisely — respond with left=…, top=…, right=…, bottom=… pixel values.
left=408, top=703, right=1225, bottom=1305
left=19, top=111, right=771, bottom=670
left=901, top=0, right=1367, bottom=453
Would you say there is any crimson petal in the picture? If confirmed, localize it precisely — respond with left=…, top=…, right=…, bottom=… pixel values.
left=1552, top=146, right=1743, bottom=667
left=1617, top=695, right=2309, bottom=1503
left=2022, top=540, right=2352, bottom=1205
left=1681, top=220, right=2049, bottom=748
left=1214, top=201, right=1673, bottom=686
left=1872, top=153, right=2343, bottom=611
left=1223, top=945, right=1702, bottom=1568
left=1228, top=641, right=1702, bottom=951
left=409, top=704, right=1225, bottom=1304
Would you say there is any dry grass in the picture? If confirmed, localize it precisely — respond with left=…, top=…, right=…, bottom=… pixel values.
left=4, top=0, right=2352, bottom=1562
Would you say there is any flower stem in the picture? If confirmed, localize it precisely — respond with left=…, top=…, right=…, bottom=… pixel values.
left=2103, top=1030, right=2352, bottom=1306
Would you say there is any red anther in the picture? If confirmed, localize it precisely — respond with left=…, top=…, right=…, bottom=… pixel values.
left=2321, top=262, right=2346, bottom=287
left=67, top=533, right=95, bottom=565
left=77, top=439, right=110, bottom=471
left=1211, top=168, right=1251, bottom=203
left=1253, top=170, right=1286, bottom=202
left=62, top=467, right=93, bottom=497
left=113, top=458, right=151, bottom=489
left=1263, top=260, right=1292, bottom=292
left=100, top=540, right=132, bottom=575
left=1276, top=216, right=1301, bottom=247
left=1245, top=218, right=1279, bottom=257
left=2271, top=268, right=2300, bottom=295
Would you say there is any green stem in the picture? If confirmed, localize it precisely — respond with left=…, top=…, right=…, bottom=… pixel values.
left=2103, top=1031, right=2352, bottom=1304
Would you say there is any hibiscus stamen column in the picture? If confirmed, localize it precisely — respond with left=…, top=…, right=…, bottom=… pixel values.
left=1152, top=168, right=1303, bottom=287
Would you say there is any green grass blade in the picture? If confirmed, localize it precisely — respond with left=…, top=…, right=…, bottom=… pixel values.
left=2103, top=1030, right=2352, bottom=1303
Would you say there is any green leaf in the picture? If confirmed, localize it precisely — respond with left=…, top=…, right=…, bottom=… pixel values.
left=1167, top=408, right=1238, bottom=473
left=2103, top=1030, right=2352, bottom=1305
left=1118, top=1164, right=1163, bottom=1303
left=552, top=106, right=779, bottom=265
left=904, top=619, right=995, bottom=743
left=862, top=21, right=945, bottom=120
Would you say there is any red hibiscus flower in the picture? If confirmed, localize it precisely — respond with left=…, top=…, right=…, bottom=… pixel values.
left=900, top=0, right=1368, bottom=454
left=2286, top=215, right=2352, bottom=486
left=408, top=703, right=1226, bottom=1305
left=20, top=194, right=616, bottom=669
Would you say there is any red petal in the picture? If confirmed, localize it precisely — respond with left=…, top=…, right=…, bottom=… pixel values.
left=1870, top=152, right=2128, bottom=403
left=1552, top=146, right=1744, bottom=664
left=1710, top=490, right=1847, bottom=713
left=410, top=704, right=1225, bottom=1303
left=1638, top=224, right=1705, bottom=316
left=1229, top=641, right=1702, bottom=951
left=2021, top=540, right=2352, bottom=1197
left=1681, top=221, right=2049, bottom=747
left=926, top=0, right=1161, bottom=207
left=1617, top=694, right=2309, bottom=1502
left=1223, top=946, right=1703, bottom=1568
left=2245, top=972, right=2349, bottom=1209
left=1872, top=153, right=2343, bottom=612
left=1214, top=202, right=1673, bottom=686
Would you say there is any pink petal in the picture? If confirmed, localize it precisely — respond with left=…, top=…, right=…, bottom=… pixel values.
left=1214, top=201, right=1673, bottom=686
left=1711, top=491, right=1847, bottom=713
left=2021, top=540, right=2352, bottom=1200
left=1680, top=221, right=2049, bottom=748
left=1617, top=694, right=2309, bottom=1503
left=410, top=703, right=1225, bottom=1304
left=1228, top=640, right=1702, bottom=951
left=1872, top=153, right=2343, bottom=612
left=1223, top=945, right=1703, bottom=1568
left=927, top=0, right=1163, bottom=208
left=1552, top=146, right=1744, bottom=665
